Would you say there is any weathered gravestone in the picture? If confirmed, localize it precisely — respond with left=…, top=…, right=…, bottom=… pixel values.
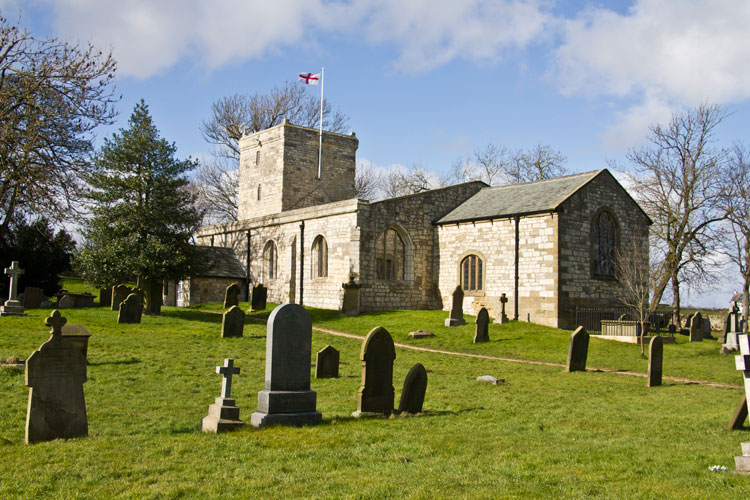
left=117, top=293, right=143, bottom=324
left=58, top=293, right=96, bottom=308
left=315, top=345, right=339, bottom=379
left=22, top=287, right=45, bottom=309
left=223, top=283, right=241, bottom=309
left=689, top=312, right=703, bottom=342
left=250, top=284, right=267, bottom=312
left=495, top=293, right=510, bottom=324
left=0, top=261, right=27, bottom=316
left=397, top=363, right=428, bottom=414
left=25, top=310, right=88, bottom=443
left=729, top=395, right=748, bottom=431
left=733, top=335, right=750, bottom=471
left=474, top=307, right=490, bottom=343
left=567, top=326, right=589, bottom=372
left=99, top=287, right=112, bottom=308
left=355, top=326, right=396, bottom=416
left=61, top=324, right=92, bottom=361
left=251, top=304, right=321, bottom=427
left=702, top=317, right=714, bottom=340
left=200, top=358, right=245, bottom=433
left=445, top=285, right=466, bottom=327
left=111, top=284, right=132, bottom=311
left=221, top=305, right=245, bottom=338
left=648, top=336, right=663, bottom=387
left=341, top=278, right=360, bottom=316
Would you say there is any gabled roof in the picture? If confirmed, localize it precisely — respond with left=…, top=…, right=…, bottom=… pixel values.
left=196, top=246, right=246, bottom=279
left=436, top=170, right=630, bottom=224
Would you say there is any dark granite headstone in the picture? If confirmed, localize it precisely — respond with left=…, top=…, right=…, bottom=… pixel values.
left=25, top=310, right=87, bottom=443
left=355, top=326, right=396, bottom=415
left=221, top=305, right=245, bottom=338
left=474, top=307, right=489, bottom=343
left=567, top=326, right=589, bottom=372
left=22, top=287, right=45, bottom=309
left=200, top=358, right=245, bottom=433
left=250, top=284, right=267, bottom=312
left=111, top=284, right=132, bottom=311
left=99, top=287, right=112, bottom=308
left=729, top=395, right=748, bottom=431
left=445, top=285, right=465, bottom=327
left=117, top=293, right=143, bottom=324
left=251, top=304, right=321, bottom=427
left=689, top=312, right=703, bottom=342
left=397, top=363, right=428, bottom=414
left=224, top=283, right=241, bottom=309
left=315, top=345, right=340, bottom=379
left=648, top=336, right=663, bottom=387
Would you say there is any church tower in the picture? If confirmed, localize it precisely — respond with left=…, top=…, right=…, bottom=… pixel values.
left=237, top=119, right=358, bottom=220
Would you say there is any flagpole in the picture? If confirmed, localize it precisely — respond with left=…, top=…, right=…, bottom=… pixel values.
left=317, top=67, right=324, bottom=179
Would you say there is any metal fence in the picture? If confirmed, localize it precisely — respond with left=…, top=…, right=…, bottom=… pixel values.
left=575, top=307, right=670, bottom=333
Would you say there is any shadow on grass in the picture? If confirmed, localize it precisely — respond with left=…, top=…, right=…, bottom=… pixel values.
left=89, top=357, right=141, bottom=366
left=161, top=309, right=223, bottom=324
left=320, top=407, right=486, bottom=425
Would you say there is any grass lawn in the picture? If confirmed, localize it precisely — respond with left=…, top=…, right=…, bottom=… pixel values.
left=1, top=301, right=748, bottom=499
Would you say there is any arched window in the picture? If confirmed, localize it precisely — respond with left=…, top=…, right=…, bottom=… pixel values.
left=375, top=227, right=406, bottom=281
left=460, top=254, right=483, bottom=292
left=593, top=211, right=617, bottom=277
left=312, top=235, right=328, bottom=278
left=263, top=241, right=277, bottom=280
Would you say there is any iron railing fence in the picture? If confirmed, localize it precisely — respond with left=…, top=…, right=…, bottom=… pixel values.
left=575, top=307, right=669, bottom=333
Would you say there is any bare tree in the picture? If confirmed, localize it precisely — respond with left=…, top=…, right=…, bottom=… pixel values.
left=381, top=163, right=439, bottom=198
left=354, top=160, right=381, bottom=201
left=449, top=143, right=566, bottom=186
left=193, top=158, right=239, bottom=224
left=720, top=143, right=750, bottom=332
left=507, top=144, right=568, bottom=184
left=0, top=15, right=118, bottom=238
left=622, top=103, right=728, bottom=326
left=615, top=227, right=651, bottom=354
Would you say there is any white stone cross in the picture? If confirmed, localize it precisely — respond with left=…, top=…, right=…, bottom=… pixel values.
left=4, top=261, right=24, bottom=301
left=735, top=335, right=750, bottom=405
left=216, top=358, right=240, bottom=400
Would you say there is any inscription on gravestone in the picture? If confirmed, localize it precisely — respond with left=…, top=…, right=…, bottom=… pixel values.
left=355, top=326, right=396, bottom=416
left=474, top=307, right=489, bottom=343
left=25, top=310, right=88, bottom=443
left=567, top=326, right=589, bottom=372
left=648, top=336, right=663, bottom=387
left=221, top=305, right=245, bottom=338
left=397, top=363, right=428, bottom=414
left=315, top=345, right=339, bottom=379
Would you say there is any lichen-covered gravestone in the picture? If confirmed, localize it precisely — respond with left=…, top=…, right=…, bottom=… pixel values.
left=250, top=284, right=267, bottom=312
left=474, top=307, right=490, bottom=343
left=224, top=283, right=241, bottom=309
left=689, top=311, right=703, bottom=342
left=315, top=345, right=339, bottom=378
left=567, top=326, right=589, bottom=372
left=111, top=284, right=132, bottom=311
left=0, top=260, right=27, bottom=316
left=445, top=285, right=466, bottom=327
left=117, top=293, right=143, bottom=324
left=251, top=304, right=321, bottom=427
left=200, top=358, right=245, bottom=433
left=648, top=336, right=663, bottom=387
left=355, top=326, right=396, bottom=416
left=25, top=310, right=88, bottom=443
left=221, top=305, right=245, bottom=338
left=397, top=363, right=428, bottom=414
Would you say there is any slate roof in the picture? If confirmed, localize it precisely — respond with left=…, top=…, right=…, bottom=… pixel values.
left=196, top=246, right=246, bottom=279
left=436, top=170, right=605, bottom=224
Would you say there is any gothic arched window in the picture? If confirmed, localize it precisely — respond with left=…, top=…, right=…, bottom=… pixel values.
left=263, top=240, right=277, bottom=280
left=312, top=235, right=328, bottom=278
left=460, top=254, right=484, bottom=292
left=375, top=227, right=407, bottom=281
left=593, top=211, right=617, bottom=277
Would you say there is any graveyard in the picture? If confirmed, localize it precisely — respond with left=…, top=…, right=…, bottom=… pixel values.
left=0, top=294, right=748, bottom=498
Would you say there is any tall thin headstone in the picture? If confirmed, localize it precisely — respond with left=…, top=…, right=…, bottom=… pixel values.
left=397, top=363, right=428, bottom=414
left=0, top=261, right=27, bottom=316
left=251, top=304, right=321, bottom=427
left=474, top=307, right=489, bottom=343
left=25, top=310, right=88, bottom=443
left=200, top=359, right=245, bottom=433
left=733, top=335, right=750, bottom=471
left=99, top=287, right=112, bottom=308
left=315, top=345, right=340, bottom=379
left=567, top=326, right=589, bottom=372
left=445, top=285, right=466, bottom=327
left=648, top=336, right=663, bottom=387
left=221, top=305, right=245, bottom=338
left=355, top=326, right=396, bottom=416
left=224, top=283, right=241, bottom=309
left=689, top=311, right=703, bottom=342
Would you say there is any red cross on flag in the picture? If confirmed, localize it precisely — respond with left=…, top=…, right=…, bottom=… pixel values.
left=299, top=72, right=320, bottom=85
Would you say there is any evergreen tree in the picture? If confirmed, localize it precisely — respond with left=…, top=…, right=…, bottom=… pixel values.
left=76, top=100, right=205, bottom=313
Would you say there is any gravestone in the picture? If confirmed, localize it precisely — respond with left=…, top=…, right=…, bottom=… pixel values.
left=99, top=287, right=112, bottom=308
left=495, top=293, right=510, bottom=324
left=397, top=363, right=428, bottom=414
left=648, top=336, right=663, bottom=387
left=315, top=345, right=340, bottom=379
left=0, top=261, right=27, bottom=316
left=22, top=287, right=45, bottom=309
left=567, top=326, right=589, bottom=372
left=58, top=293, right=96, bottom=309
left=221, top=305, right=245, bottom=338
left=117, top=293, right=143, bottom=324
left=341, top=278, right=361, bottom=316
left=223, top=283, right=241, bottom=309
left=250, top=284, right=267, bottom=312
left=689, top=312, right=703, bottom=342
left=355, top=326, right=396, bottom=416
left=444, top=285, right=466, bottom=327
left=668, top=324, right=676, bottom=334
left=251, top=304, right=321, bottom=427
left=702, top=317, right=713, bottom=340
left=408, top=330, right=434, bottom=339
left=61, top=324, right=92, bottom=361
left=111, top=284, right=132, bottom=311
left=723, top=304, right=742, bottom=352
left=25, top=310, right=88, bottom=443
left=474, top=307, right=490, bottom=343
left=200, top=358, right=245, bottom=433
left=729, top=395, right=748, bottom=431
left=734, top=335, right=750, bottom=471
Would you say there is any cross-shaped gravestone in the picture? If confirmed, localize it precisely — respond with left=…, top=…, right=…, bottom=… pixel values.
left=734, top=335, right=750, bottom=471
left=217, top=358, right=240, bottom=399
left=498, top=293, right=510, bottom=324
left=4, top=261, right=24, bottom=301
left=45, top=309, right=67, bottom=338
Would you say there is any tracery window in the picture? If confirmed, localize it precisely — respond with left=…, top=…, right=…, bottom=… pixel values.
left=375, top=227, right=406, bottom=281
left=312, top=236, right=328, bottom=278
left=593, top=211, right=617, bottom=277
left=263, top=240, right=277, bottom=280
left=460, top=254, right=483, bottom=292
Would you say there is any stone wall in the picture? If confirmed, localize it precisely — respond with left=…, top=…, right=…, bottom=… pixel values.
left=162, top=278, right=247, bottom=307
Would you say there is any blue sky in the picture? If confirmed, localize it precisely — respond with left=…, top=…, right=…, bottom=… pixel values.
left=8, top=0, right=750, bottom=307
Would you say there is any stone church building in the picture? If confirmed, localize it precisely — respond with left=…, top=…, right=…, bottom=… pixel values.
left=194, top=120, right=650, bottom=329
